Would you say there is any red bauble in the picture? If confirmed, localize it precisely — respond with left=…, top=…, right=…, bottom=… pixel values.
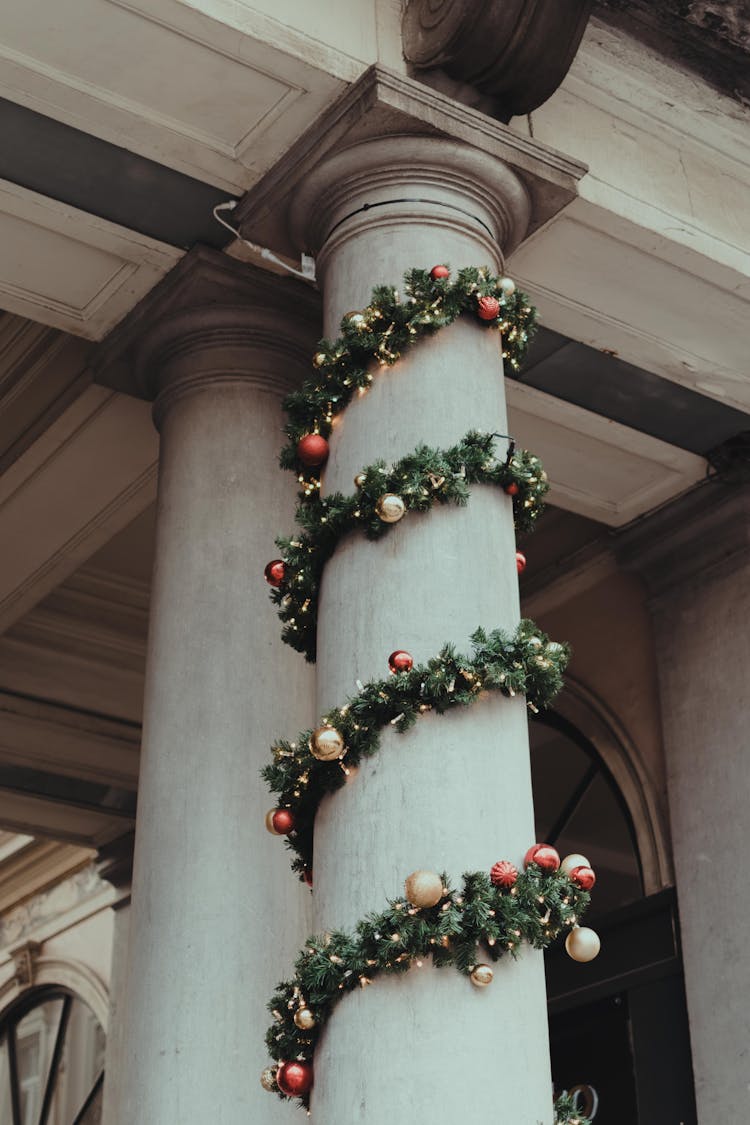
left=264, top=559, right=286, bottom=586
left=303, top=868, right=313, bottom=888
left=477, top=295, right=501, bottom=321
left=297, top=434, right=330, bottom=467
left=504, top=482, right=520, bottom=496
left=490, top=860, right=518, bottom=889
left=271, top=808, right=295, bottom=835
left=276, top=1061, right=313, bottom=1098
left=430, top=264, right=450, bottom=280
left=388, top=649, right=414, bottom=674
left=570, top=864, right=596, bottom=891
left=515, top=551, right=527, bottom=574
left=523, top=843, right=561, bottom=873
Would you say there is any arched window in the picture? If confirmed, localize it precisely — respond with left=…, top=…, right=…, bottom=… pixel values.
left=530, top=712, right=644, bottom=914
left=0, top=987, right=105, bottom=1125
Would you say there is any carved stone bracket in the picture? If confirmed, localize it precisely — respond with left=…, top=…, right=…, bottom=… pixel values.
left=12, top=941, right=41, bottom=987
left=402, top=0, right=594, bottom=120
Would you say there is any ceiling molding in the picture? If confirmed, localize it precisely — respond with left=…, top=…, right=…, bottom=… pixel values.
left=506, top=380, right=706, bottom=526
left=0, top=838, right=94, bottom=915
left=0, top=178, right=182, bottom=339
left=0, top=385, right=157, bottom=634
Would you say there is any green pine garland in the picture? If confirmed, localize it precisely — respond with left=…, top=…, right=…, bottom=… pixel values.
left=264, top=867, right=591, bottom=1113
left=264, top=621, right=569, bottom=877
left=554, top=1094, right=594, bottom=1124
left=261, top=265, right=593, bottom=1115
left=273, top=431, right=549, bottom=662
left=279, top=266, right=537, bottom=485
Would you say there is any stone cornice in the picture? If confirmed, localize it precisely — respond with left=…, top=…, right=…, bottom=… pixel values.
left=92, top=246, right=321, bottom=402
left=236, top=65, right=587, bottom=261
left=616, top=480, right=750, bottom=601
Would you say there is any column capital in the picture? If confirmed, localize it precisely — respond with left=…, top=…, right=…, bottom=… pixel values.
left=289, top=134, right=530, bottom=273
left=93, top=246, right=321, bottom=405
left=235, top=64, right=587, bottom=263
left=617, top=481, right=750, bottom=603
left=135, top=302, right=314, bottom=429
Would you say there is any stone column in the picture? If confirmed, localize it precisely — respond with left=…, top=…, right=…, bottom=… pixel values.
left=116, top=301, right=316, bottom=1125
left=620, top=485, right=750, bottom=1124
left=290, top=136, right=552, bottom=1122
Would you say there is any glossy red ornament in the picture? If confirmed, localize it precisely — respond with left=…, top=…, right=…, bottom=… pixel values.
left=515, top=551, right=527, bottom=574
left=523, top=843, right=561, bottom=872
left=271, top=808, right=295, bottom=835
left=264, top=559, right=286, bottom=586
left=490, top=860, right=518, bottom=889
left=297, top=433, right=330, bottom=467
left=504, top=482, right=520, bottom=496
left=303, top=868, right=313, bottom=888
left=388, top=649, right=414, bottom=674
left=477, top=295, right=500, bottom=321
left=276, top=1060, right=313, bottom=1098
left=570, top=864, right=596, bottom=891
left=430, top=264, right=450, bottom=280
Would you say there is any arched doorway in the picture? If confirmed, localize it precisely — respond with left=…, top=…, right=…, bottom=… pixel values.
left=530, top=712, right=697, bottom=1125
left=0, top=985, right=105, bottom=1125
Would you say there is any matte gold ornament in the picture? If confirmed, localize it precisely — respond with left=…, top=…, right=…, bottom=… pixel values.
left=565, top=926, right=600, bottom=963
left=312, top=352, right=327, bottom=368
left=375, top=493, right=406, bottom=523
left=470, top=964, right=494, bottom=987
left=354, top=472, right=367, bottom=489
left=294, top=1007, right=316, bottom=1031
left=404, top=869, right=443, bottom=909
left=260, top=1066, right=278, bottom=1092
left=310, top=725, right=346, bottom=761
left=560, top=853, right=590, bottom=876
left=498, top=276, right=516, bottom=296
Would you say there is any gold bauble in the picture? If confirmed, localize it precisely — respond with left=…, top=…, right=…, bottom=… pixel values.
left=498, top=276, right=516, bottom=296
left=375, top=494, right=406, bottom=524
left=404, top=870, right=444, bottom=909
left=560, top=853, right=590, bottom=876
left=346, top=311, right=366, bottom=328
left=260, top=1066, right=278, bottom=1092
left=565, top=926, right=601, bottom=963
left=470, top=964, right=494, bottom=987
left=312, top=352, right=327, bottom=368
left=310, top=725, right=346, bottom=761
left=265, top=809, right=281, bottom=835
left=354, top=472, right=367, bottom=489
left=294, top=1007, right=316, bottom=1031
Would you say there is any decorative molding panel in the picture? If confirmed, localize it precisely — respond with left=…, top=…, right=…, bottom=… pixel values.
left=0, top=180, right=181, bottom=339
left=0, top=0, right=351, bottom=192
left=506, top=380, right=706, bottom=526
left=0, top=385, right=158, bottom=633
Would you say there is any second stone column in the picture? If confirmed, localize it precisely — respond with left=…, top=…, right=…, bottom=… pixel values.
left=290, top=136, right=552, bottom=1122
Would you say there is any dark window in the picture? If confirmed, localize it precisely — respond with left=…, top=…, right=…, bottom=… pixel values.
left=0, top=987, right=105, bottom=1125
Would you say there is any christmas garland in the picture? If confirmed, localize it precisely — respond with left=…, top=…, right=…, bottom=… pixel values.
left=554, top=1094, right=594, bottom=1125
left=262, top=862, right=595, bottom=1117
left=279, top=266, right=536, bottom=488
left=261, top=265, right=599, bottom=1116
left=264, top=621, right=569, bottom=877
left=268, top=431, right=549, bottom=662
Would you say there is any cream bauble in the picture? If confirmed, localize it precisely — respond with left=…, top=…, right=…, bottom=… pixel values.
left=565, top=926, right=600, bottom=963
left=404, top=869, right=444, bottom=909
left=561, top=853, right=590, bottom=876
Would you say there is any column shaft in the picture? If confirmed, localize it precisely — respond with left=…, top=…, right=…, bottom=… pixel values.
left=294, top=137, right=552, bottom=1123
left=118, top=312, right=315, bottom=1124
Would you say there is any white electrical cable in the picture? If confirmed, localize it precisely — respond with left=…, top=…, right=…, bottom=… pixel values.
left=212, top=201, right=315, bottom=282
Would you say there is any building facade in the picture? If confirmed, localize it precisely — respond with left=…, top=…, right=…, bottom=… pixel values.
left=0, top=2, right=748, bottom=1123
